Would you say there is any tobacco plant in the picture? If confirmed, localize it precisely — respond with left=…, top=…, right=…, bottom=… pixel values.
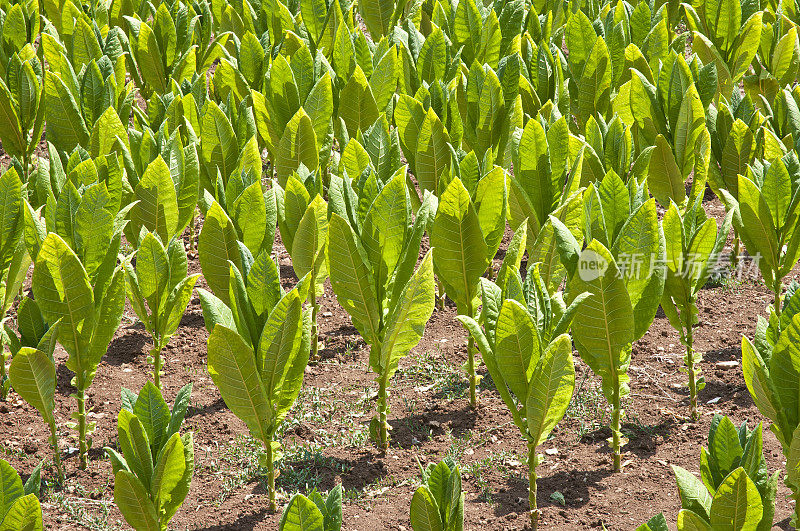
left=458, top=262, right=583, bottom=529
left=671, top=415, right=777, bottom=530
left=29, top=168, right=127, bottom=469
left=0, top=458, right=43, bottom=531
left=124, top=233, right=200, bottom=388
left=277, top=173, right=328, bottom=362
left=279, top=486, right=342, bottom=531
left=506, top=117, right=584, bottom=293
left=123, top=4, right=203, bottom=97
left=410, top=458, right=463, bottom=531
left=660, top=196, right=732, bottom=419
left=199, top=213, right=312, bottom=511
left=0, top=169, right=30, bottom=401
left=556, top=171, right=665, bottom=471
left=0, top=44, right=43, bottom=180
left=8, top=309, right=63, bottom=483
left=327, top=169, right=436, bottom=450
left=105, top=382, right=194, bottom=530
left=684, top=0, right=763, bottom=96
left=432, top=171, right=505, bottom=408
left=742, top=283, right=800, bottom=522
left=720, top=153, right=800, bottom=317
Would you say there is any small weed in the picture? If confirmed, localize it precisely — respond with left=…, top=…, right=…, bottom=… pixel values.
left=48, top=491, right=122, bottom=531
left=277, top=445, right=351, bottom=493
left=399, top=348, right=468, bottom=400
left=565, top=369, right=609, bottom=441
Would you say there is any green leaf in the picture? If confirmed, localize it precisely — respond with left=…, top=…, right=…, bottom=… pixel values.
left=150, top=433, right=186, bottom=507
left=648, top=135, right=685, bottom=208
left=133, top=381, right=170, bottom=452
left=279, top=493, right=324, bottom=531
left=495, top=299, right=537, bottom=403
left=380, top=250, right=435, bottom=379
left=113, top=470, right=159, bottom=531
left=276, top=109, right=319, bottom=186
left=43, top=72, right=90, bottom=153
left=328, top=213, right=381, bottom=348
left=291, top=195, right=328, bottom=290
left=133, top=157, right=180, bottom=244
left=409, top=487, right=444, bottom=531
left=207, top=325, right=271, bottom=446
left=0, top=459, right=24, bottom=518
left=568, top=241, right=633, bottom=401
left=672, top=465, right=713, bottom=521
left=198, top=202, right=242, bottom=305
left=0, top=493, right=42, bottom=531
left=677, top=509, right=713, bottom=531
left=32, top=233, right=93, bottom=359
left=339, top=66, right=379, bottom=139
left=8, top=347, right=55, bottom=426
left=709, top=468, right=763, bottom=530
left=431, top=177, right=488, bottom=310
left=526, top=334, right=575, bottom=446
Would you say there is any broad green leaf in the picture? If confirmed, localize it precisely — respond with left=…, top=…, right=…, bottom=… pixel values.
left=526, top=334, right=575, bottom=446
left=207, top=325, right=271, bottom=445
left=327, top=213, right=381, bottom=349
left=431, top=177, right=488, bottom=309
left=113, top=470, right=159, bottom=531
left=709, top=468, right=762, bottom=530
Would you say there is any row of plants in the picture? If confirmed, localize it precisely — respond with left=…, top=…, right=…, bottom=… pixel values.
left=0, top=0, right=800, bottom=527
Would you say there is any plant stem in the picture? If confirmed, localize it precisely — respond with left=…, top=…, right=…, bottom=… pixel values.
left=378, top=377, right=389, bottom=451
left=528, top=441, right=540, bottom=531
left=266, top=438, right=276, bottom=513
left=49, top=420, right=64, bottom=484
left=189, top=209, right=196, bottom=253
left=686, top=323, right=698, bottom=421
left=731, top=237, right=740, bottom=269
left=0, top=350, right=7, bottom=402
left=468, top=335, right=477, bottom=408
left=436, top=280, right=445, bottom=309
left=612, top=374, right=621, bottom=472
left=466, top=300, right=478, bottom=409
left=76, top=379, right=88, bottom=470
left=151, top=346, right=163, bottom=389
left=774, top=279, right=783, bottom=320
left=310, top=271, right=319, bottom=363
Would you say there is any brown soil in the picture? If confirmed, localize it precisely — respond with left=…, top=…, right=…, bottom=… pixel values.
left=1, top=193, right=797, bottom=530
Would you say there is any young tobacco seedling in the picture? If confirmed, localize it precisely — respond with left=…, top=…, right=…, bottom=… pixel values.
left=432, top=169, right=505, bottom=409
left=199, top=212, right=312, bottom=512
left=660, top=196, right=732, bottom=419
left=8, top=305, right=63, bottom=483
left=410, top=457, right=464, bottom=531
left=277, top=172, right=328, bottom=362
left=0, top=168, right=30, bottom=401
left=459, top=257, right=585, bottom=530
left=0, top=458, right=43, bottom=531
left=671, top=416, right=776, bottom=530
left=556, top=170, right=665, bottom=471
left=720, top=153, right=800, bottom=318
left=33, top=229, right=125, bottom=470
left=672, top=415, right=780, bottom=531
left=636, top=513, right=668, bottom=531
left=278, top=486, right=342, bottom=531
left=124, top=232, right=200, bottom=388
left=742, top=282, right=800, bottom=522
left=105, top=382, right=194, bottom=531
left=327, top=168, right=436, bottom=450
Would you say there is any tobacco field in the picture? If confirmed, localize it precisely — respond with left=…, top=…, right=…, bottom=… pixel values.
left=1, top=0, right=800, bottom=528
